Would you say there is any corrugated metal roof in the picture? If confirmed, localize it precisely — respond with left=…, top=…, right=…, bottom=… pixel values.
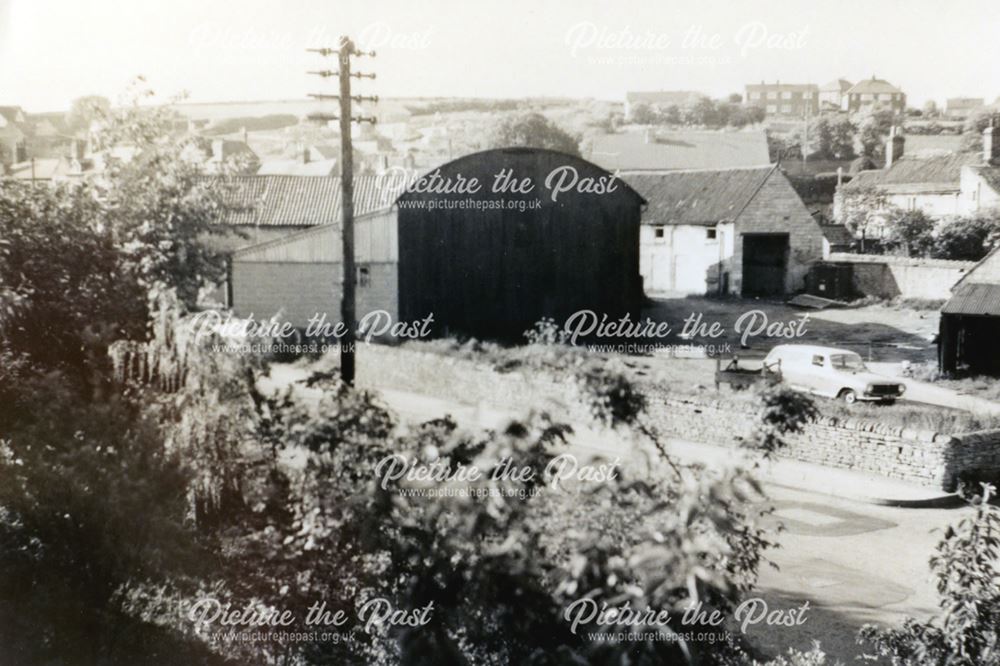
left=213, top=174, right=412, bottom=227
left=622, top=166, right=774, bottom=226
left=942, top=282, right=1000, bottom=315
left=587, top=130, right=770, bottom=171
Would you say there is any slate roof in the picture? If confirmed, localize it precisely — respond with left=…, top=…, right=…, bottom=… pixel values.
left=621, top=166, right=775, bottom=226
left=588, top=130, right=770, bottom=171
left=942, top=282, right=1000, bottom=316
left=843, top=152, right=983, bottom=192
left=213, top=174, right=412, bottom=227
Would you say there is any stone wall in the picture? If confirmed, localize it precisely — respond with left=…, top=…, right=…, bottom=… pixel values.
left=355, top=345, right=1000, bottom=490
left=826, top=253, right=975, bottom=301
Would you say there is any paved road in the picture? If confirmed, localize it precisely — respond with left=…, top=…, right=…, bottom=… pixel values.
left=262, top=363, right=969, bottom=663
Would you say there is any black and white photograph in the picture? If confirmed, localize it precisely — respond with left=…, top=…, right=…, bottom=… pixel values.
left=2, top=1, right=1000, bottom=664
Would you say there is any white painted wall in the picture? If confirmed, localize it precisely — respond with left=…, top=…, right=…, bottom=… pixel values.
left=640, top=223, right=727, bottom=295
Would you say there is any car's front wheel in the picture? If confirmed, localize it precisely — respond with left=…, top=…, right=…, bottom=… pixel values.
left=839, top=389, right=858, bottom=404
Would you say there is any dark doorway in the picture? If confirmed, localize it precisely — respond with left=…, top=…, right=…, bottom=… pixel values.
left=742, top=233, right=789, bottom=296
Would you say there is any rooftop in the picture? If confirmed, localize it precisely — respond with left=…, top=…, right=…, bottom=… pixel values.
left=212, top=174, right=412, bottom=227
left=587, top=130, right=770, bottom=171
left=621, top=165, right=775, bottom=226
left=846, top=77, right=903, bottom=95
left=843, top=152, right=984, bottom=192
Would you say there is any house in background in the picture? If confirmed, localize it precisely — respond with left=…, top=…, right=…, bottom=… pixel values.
left=842, top=77, right=906, bottom=114
left=836, top=124, right=1000, bottom=235
left=587, top=129, right=770, bottom=172
left=744, top=82, right=819, bottom=117
left=940, top=246, right=1000, bottom=375
left=231, top=148, right=646, bottom=339
left=623, top=90, right=707, bottom=120
left=818, top=79, right=853, bottom=111
left=622, top=165, right=824, bottom=297
left=945, top=97, right=985, bottom=119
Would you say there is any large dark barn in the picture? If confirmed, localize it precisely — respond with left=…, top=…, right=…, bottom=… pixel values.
left=395, top=148, right=645, bottom=338
left=230, top=148, right=646, bottom=340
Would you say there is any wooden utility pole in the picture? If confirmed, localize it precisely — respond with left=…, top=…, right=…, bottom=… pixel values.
left=307, top=37, right=376, bottom=385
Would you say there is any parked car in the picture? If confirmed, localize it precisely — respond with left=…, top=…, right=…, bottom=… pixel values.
left=762, top=344, right=906, bottom=404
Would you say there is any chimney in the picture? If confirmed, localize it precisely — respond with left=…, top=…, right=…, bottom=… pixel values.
left=303, top=146, right=311, bottom=164
left=983, top=118, right=999, bottom=165
left=885, top=126, right=904, bottom=169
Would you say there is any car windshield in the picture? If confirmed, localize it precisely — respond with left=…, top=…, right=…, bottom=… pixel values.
left=829, top=353, right=866, bottom=371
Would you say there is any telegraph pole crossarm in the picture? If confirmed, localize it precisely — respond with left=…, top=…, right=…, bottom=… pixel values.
left=308, top=36, right=376, bottom=386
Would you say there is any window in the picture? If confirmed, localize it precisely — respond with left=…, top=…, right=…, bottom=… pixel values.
left=766, top=105, right=777, bottom=113
left=861, top=93, right=874, bottom=101
left=878, top=93, right=892, bottom=101
left=654, top=225, right=665, bottom=239
left=749, top=92, right=761, bottom=100
left=781, top=104, right=792, bottom=114
left=706, top=228, right=717, bottom=240
left=357, top=265, right=371, bottom=288
left=781, top=91, right=792, bottom=99
left=803, top=92, right=813, bottom=99
left=766, top=91, right=777, bottom=100
left=811, top=355, right=824, bottom=367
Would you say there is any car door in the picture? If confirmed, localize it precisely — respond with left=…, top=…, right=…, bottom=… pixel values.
left=805, top=353, right=829, bottom=395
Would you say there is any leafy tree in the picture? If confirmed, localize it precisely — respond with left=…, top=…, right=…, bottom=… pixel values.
left=932, top=214, right=1000, bottom=261
left=860, top=485, right=1000, bottom=665
left=855, top=107, right=896, bottom=158
left=800, top=116, right=835, bottom=159
left=922, top=100, right=939, bottom=119
left=65, top=94, right=111, bottom=133
left=836, top=184, right=890, bottom=237
left=629, top=102, right=658, bottom=125
left=830, top=117, right=856, bottom=159
left=491, top=112, right=581, bottom=156
left=960, top=108, right=996, bottom=152
left=883, top=209, right=937, bottom=257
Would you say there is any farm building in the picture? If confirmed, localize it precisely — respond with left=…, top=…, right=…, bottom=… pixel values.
left=940, top=247, right=1000, bottom=375
left=231, top=148, right=646, bottom=340
left=622, top=165, right=824, bottom=296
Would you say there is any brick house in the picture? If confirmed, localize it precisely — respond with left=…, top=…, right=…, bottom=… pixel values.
left=818, top=78, right=853, bottom=111
left=842, top=76, right=906, bottom=113
left=622, top=166, right=824, bottom=296
left=744, top=82, right=819, bottom=117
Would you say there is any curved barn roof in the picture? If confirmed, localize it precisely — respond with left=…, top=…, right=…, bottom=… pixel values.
left=395, top=147, right=646, bottom=205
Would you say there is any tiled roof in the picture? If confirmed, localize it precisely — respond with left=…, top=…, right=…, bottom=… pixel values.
left=621, top=166, right=775, bottom=226
left=588, top=130, right=770, bottom=171
left=821, top=223, right=854, bottom=244
left=213, top=174, right=412, bottom=227
left=847, top=78, right=902, bottom=95
left=942, top=282, right=1000, bottom=316
left=844, top=152, right=983, bottom=192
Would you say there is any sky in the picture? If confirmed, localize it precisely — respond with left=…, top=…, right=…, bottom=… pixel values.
left=1, top=0, right=999, bottom=112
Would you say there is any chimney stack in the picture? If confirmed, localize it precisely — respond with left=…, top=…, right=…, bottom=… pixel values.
left=983, top=117, right=999, bottom=166
left=885, top=125, right=904, bottom=169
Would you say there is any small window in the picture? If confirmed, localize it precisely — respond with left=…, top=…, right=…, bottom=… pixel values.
left=706, top=228, right=717, bottom=240
left=358, top=266, right=371, bottom=288
left=654, top=226, right=665, bottom=239
left=811, top=355, right=824, bottom=367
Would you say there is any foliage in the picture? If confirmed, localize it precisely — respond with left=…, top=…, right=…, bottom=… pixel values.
left=960, top=108, right=995, bottom=151
left=490, top=112, right=581, bottom=156
left=797, top=115, right=855, bottom=161
left=836, top=184, right=890, bottom=236
left=859, top=485, right=1000, bottom=666
left=65, top=94, right=111, bottom=132
left=631, top=98, right=763, bottom=129
left=882, top=209, right=937, bottom=257
left=931, top=214, right=1000, bottom=261
left=745, top=383, right=818, bottom=458
left=855, top=107, right=896, bottom=158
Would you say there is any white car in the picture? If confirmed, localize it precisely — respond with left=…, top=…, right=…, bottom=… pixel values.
left=763, top=344, right=906, bottom=404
